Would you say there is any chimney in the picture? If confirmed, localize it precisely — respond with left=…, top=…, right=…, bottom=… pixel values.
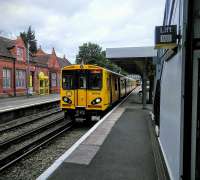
left=52, top=47, right=56, bottom=56
left=35, top=45, right=46, bottom=56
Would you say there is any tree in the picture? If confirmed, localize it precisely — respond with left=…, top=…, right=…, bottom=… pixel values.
left=76, top=42, right=126, bottom=74
left=76, top=42, right=104, bottom=64
left=20, top=26, right=37, bottom=53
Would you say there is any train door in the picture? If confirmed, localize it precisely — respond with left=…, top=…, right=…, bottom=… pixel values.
left=77, top=71, right=87, bottom=107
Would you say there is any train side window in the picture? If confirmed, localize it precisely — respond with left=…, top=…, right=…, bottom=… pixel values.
left=88, top=70, right=102, bottom=90
left=121, top=80, right=124, bottom=88
left=115, top=78, right=117, bottom=90
left=107, top=78, right=110, bottom=89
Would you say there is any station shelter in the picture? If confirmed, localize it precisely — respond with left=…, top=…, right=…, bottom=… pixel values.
left=106, top=46, right=157, bottom=108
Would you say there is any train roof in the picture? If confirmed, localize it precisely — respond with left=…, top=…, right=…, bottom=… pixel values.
left=62, top=64, right=134, bottom=80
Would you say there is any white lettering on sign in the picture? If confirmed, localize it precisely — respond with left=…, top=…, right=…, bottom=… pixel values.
left=160, top=34, right=172, bottom=43
left=160, top=26, right=173, bottom=33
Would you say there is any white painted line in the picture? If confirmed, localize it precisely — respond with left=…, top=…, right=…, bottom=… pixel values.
left=0, top=98, right=60, bottom=113
left=36, top=91, right=133, bottom=180
left=158, top=138, right=174, bottom=180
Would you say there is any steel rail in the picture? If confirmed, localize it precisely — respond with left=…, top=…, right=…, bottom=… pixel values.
left=0, top=108, right=62, bottom=133
left=0, top=120, right=73, bottom=172
left=0, top=114, right=64, bottom=148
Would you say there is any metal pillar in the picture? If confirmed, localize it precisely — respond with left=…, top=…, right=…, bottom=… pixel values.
left=26, top=42, right=30, bottom=97
left=142, top=60, right=147, bottom=109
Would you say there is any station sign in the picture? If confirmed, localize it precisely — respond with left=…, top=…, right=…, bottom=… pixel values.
left=155, top=25, right=177, bottom=49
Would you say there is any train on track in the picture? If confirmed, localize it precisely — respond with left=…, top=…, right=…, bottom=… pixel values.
left=60, top=64, right=136, bottom=121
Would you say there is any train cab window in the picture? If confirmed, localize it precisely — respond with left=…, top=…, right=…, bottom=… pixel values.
left=62, top=75, right=73, bottom=89
left=62, top=70, right=74, bottom=89
left=88, top=70, right=102, bottom=90
left=79, top=76, right=86, bottom=89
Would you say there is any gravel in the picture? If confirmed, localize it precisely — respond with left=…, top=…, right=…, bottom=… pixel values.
left=0, top=123, right=92, bottom=180
left=0, top=119, right=67, bottom=159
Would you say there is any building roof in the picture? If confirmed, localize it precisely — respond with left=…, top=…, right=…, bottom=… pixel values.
left=0, top=36, right=15, bottom=58
left=57, top=57, right=71, bottom=67
left=0, top=35, right=71, bottom=67
left=106, top=46, right=157, bottom=59
left=30, top=55, right=49, bottom=67
left=31, top=54, right=71, bottom=68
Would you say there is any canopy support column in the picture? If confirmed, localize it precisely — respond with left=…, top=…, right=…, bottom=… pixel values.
left=142, top=59, right=147, bottom=109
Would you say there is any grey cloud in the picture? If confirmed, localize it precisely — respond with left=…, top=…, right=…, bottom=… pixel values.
left=0, top=0, right=165, bottom=63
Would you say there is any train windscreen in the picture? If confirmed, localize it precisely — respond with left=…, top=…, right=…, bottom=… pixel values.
left=62, top=69, right=102, bottom=90
left=62, top=70, right=74, bottom=89
left=88, top=70, right=102, bottom=90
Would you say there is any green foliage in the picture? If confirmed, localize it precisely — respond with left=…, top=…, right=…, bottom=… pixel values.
left=20, top=26, right=37, bottom=53
left=76, top=42, right=127, bottom=75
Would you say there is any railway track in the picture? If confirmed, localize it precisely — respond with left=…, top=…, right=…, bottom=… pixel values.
left=0, top=108, right=62, bottom=133
left=0, top=111, right=74, bottom=172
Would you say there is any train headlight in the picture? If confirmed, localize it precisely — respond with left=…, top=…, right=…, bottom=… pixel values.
left=91, top=97, right=102, bottom=105
left=63, top=96, right=72, bottom=104
left=96, top=98, right=101, bottom=103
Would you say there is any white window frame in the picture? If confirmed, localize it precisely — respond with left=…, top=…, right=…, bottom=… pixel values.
left=16, top=69, right=26, bottom=88
left=3, top=68, right=11, bottom=88
left=51, top=72, right=57, bottom=87
left=17, top=47, right=23, bottom=61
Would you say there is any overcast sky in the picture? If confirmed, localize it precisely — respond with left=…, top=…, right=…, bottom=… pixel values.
left=0, top=0, right=165, bottom=63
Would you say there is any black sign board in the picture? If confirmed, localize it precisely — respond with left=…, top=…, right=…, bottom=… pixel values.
left=155, top=25, right=177, bottom=49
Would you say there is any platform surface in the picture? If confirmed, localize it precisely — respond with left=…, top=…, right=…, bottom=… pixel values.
left=39, top=93, right=157, bottom=180
left=0, top=94, right=60, bottom=113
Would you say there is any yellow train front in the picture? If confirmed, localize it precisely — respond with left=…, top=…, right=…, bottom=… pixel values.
left=60, top=64, right=135, bottom=121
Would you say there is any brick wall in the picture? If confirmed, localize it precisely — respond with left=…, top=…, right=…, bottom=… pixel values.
left=0, top=36, right=69, bottom=97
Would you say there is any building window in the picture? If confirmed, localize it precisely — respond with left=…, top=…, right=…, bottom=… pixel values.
left=51, top=73, right=57, bottom=87
left=16, top=70, right=26, bottom=88
left=17, top=47, right=23, bottom=61
left=57, top=75, right=60, bottom=87
left=3, top=68, right=11, bottom=88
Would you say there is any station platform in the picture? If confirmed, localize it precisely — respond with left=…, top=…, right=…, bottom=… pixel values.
left=0, top=94, right=59, bottom=113
left=37, top=93, right=166, bottom=180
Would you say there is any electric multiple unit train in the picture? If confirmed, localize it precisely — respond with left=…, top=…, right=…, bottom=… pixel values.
left=60, top=64, right=136, bottom=121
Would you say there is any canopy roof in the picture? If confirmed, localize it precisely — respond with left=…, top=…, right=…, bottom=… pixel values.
left=106, top=47, right=157, bottom=75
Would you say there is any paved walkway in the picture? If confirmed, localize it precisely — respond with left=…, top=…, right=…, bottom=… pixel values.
left=0, top=94, right=60, bottom=113
left=40, top=93, right=157, bottom=180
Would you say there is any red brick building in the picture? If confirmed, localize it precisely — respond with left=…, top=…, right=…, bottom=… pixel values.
left=0, top=36, right=70, bottom=97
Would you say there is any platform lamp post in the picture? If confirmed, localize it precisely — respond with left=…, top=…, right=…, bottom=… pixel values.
left=26, top=41, right=30, bottom=97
